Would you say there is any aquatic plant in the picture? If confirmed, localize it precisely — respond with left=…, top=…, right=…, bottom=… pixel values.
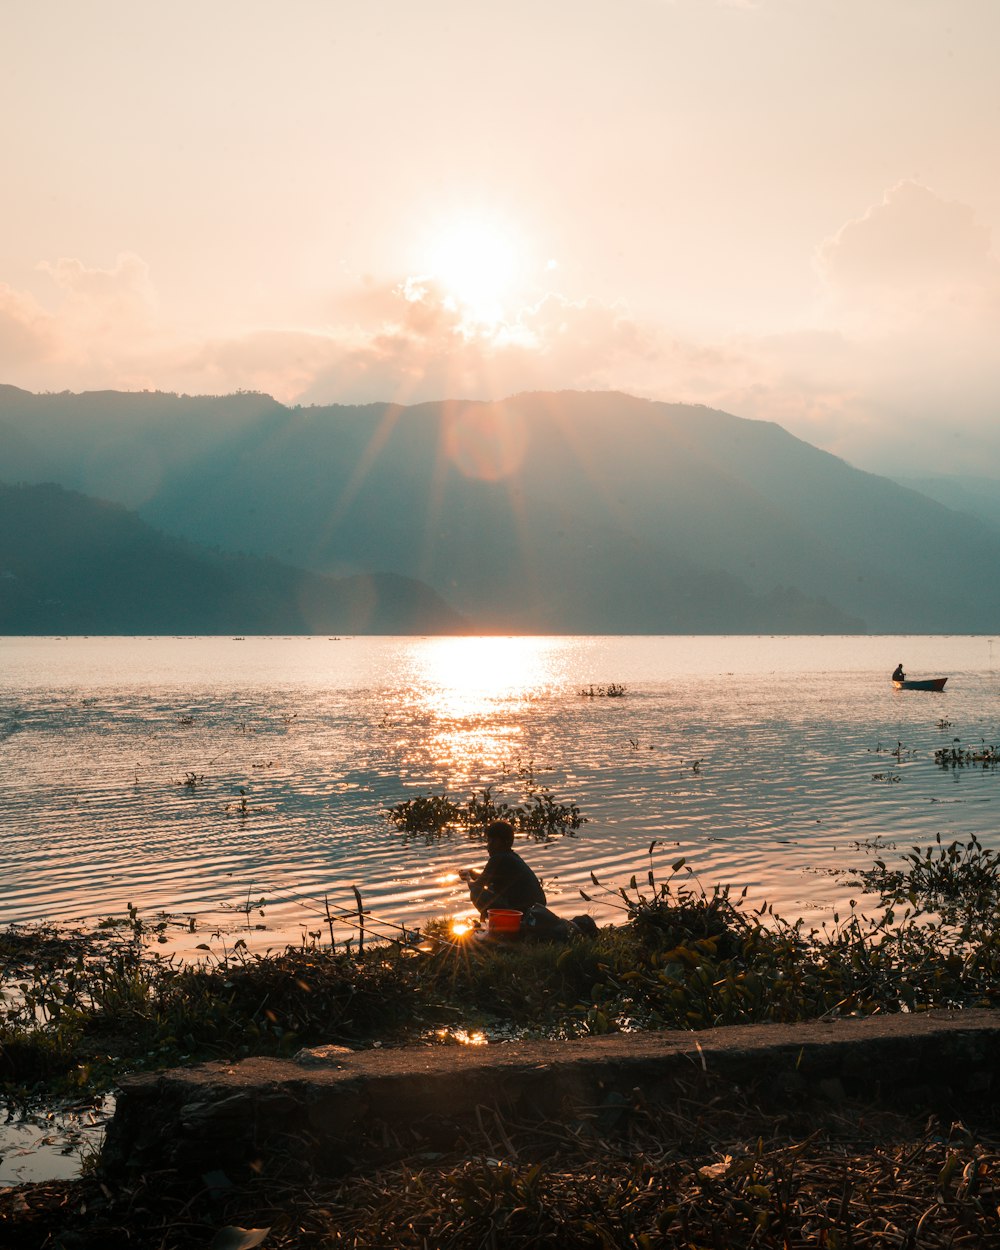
left=849, top=832, right=1000, bottom=920
left=387, top=783, right=586, bottom=842
left=578, top=683, right=627, bottom=697
left=0, top=919, right=418, bottom=1095
left=498, top=755, right=543, bottom=787
left=518, top=791, right=584, bottom=839
left=899, top=833, right=1000, bottom=912
left=386, top=792, right=464, bottom=834
left=934, top=743, right=1000, bottom=767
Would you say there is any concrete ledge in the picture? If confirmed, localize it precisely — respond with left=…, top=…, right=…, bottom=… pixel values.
left=102, top=1010, right=1000, bottom=1182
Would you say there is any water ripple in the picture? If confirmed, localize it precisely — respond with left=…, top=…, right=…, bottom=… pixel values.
left=2, top=635, right=998, bottom=950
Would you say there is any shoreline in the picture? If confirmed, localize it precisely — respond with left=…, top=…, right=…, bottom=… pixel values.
left=5, top=1010, right=1000, bottom=1247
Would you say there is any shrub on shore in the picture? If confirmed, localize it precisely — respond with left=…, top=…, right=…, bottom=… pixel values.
left=8, top=840, right=1000, bottom=1248
left=5, top=836, right=1000, bottom=1101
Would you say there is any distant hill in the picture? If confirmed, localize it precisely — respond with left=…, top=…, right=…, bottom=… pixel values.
left=4, top=385, right=1000, bottom=632
left=892, top=474, right=1000, bottom=532
left=0, top=482, right=465, bottom=635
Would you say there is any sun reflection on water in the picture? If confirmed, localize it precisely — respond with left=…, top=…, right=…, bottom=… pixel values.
left=405, top=636, right=562, bottom=775
left=412, top=636, right=557, bottom=716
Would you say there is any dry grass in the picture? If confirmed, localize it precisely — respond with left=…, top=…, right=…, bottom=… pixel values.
left=3, top=1082, right=999, bottom=1249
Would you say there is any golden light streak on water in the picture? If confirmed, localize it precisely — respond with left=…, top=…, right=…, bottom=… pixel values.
left=401, top=635, right=565, bottom=777
left=409, top=635, right=558, bottom=719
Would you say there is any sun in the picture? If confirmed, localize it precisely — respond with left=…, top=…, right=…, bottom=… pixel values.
left=426, top=220, right=519, bottom=322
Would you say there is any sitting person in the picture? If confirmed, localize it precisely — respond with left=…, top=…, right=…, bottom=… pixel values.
left=892, top=662, right=906, bottom=682
left=459, top=819, right=546, bottom=918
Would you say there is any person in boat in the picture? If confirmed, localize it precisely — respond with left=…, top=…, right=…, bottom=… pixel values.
left=459, top=819, right=546, bottom=918
left=892, top=663, right=906, bottom=682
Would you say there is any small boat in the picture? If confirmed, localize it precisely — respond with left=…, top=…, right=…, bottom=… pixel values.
left=893, top=677, right=947, bottom=691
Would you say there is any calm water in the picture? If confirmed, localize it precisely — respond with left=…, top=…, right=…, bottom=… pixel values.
left=4, top=634, right=1000, bottom=955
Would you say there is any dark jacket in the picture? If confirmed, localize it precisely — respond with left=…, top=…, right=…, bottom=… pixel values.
left=469, top=848, right=546, bottom=916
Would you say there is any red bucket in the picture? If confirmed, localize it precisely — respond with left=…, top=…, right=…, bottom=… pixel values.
left=487, top=909, right=522, bottom=935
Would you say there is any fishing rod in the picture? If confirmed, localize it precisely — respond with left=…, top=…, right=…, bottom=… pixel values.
left=299, top=888, right=465, bottom=952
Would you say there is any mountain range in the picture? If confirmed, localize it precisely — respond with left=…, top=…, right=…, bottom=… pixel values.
left=2, top=384, right=998, bottom=633
left=0, top=482, right=463, bottom=635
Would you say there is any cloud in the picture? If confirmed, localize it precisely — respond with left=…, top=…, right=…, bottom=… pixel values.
left=0, top=284, right=54, bottom=368
left=168, top=330, right=338, bottom=403
left=3, top=187, right=1000, bottom=482
left=697, top=182, right=999, bottom=475
left=39, top=252, right=158, bottom=338
left=0, top=253, right=163, bottom=391
left=287, top=283, right=677, bottom=408
left=816, top=181, right=1000, bottom=326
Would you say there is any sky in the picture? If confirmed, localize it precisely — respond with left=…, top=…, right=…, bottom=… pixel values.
left=3, top=0, right=1000, bottom=478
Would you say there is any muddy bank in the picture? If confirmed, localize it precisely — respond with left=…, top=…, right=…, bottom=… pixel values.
left=103, top=1009, right=1000, bottom=1184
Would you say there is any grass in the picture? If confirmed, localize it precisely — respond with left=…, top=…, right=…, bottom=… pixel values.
left=6, top=836, right=1000, bottom=1100
left=7, top=837, right=1000, bottom=1245
left=3, top=1083, right=998, bottom=1248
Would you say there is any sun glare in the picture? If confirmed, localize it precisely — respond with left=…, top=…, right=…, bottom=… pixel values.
left=426, top=220, right=519, bottom=321
left=415, top=636, right=553, bottom=718
left=401, top=636, right=561, bottom=776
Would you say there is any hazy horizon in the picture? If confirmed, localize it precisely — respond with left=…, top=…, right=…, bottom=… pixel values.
left=4, top=1, right=1000, bottom=481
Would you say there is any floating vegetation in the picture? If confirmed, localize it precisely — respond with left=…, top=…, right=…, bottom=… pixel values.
left=222, top=788, right=272, bottom=816
left=578, top=683, right=627, bottom=697
left=852, top=836, right=896, bottom=852
left=386, top=783, right=586, bottom=842
left=0, top=925, right=93, bottom=981
left=844, top=832, right=1000, bottom=921
left=869, top=740, right=913, bottom=759
left=498, top=755, right=545, bottom=786
left=96, top=904, right=174, bottom=946
left=386, top=792, right=464, bottom=835
left=870, top=772, right=901, bottom=783
left=934, top=743, right=1000, bottom=767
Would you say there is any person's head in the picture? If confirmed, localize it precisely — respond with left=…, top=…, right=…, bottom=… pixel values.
left=485, top=819, right=515, bottom=853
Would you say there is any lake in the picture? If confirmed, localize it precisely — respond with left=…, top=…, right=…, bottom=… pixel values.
left=4, top=634, right=1000, bottom=956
